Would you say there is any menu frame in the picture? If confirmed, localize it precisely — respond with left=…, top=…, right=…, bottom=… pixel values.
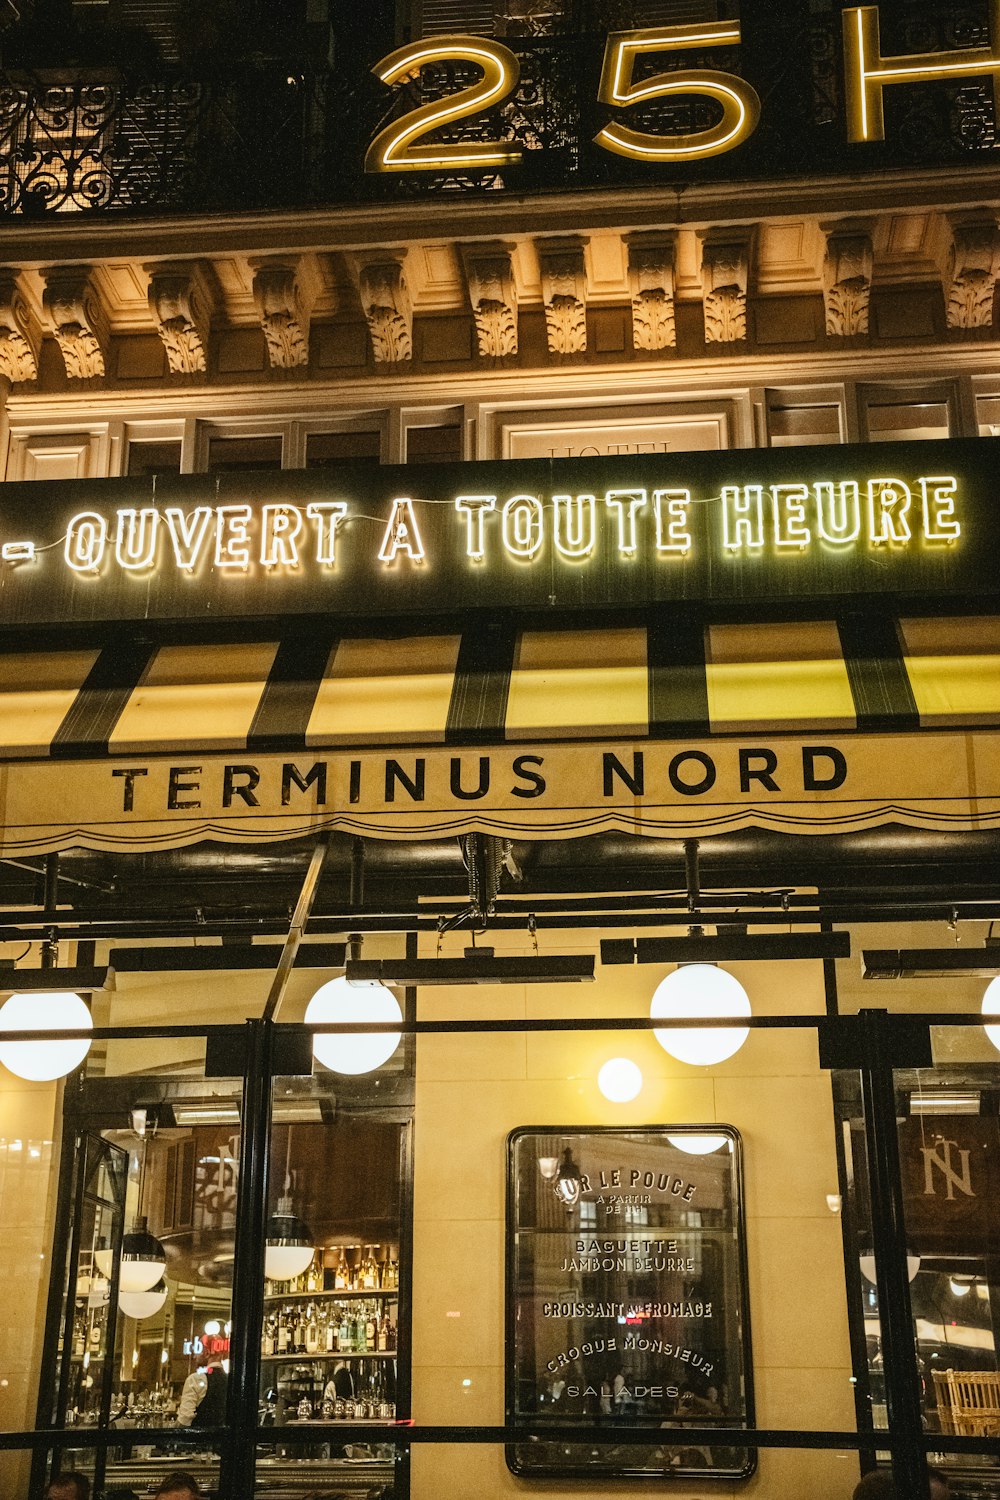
left=505, top=1123, right=756, bottom=1482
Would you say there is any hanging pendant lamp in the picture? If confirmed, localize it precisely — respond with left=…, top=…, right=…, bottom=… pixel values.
left=120, top=1216, right=167, bottom=1293
left=0, top=990, right=92, bottom=1081
left=119, top=1278, right=168, bottom=1320
left=264, top=1195, right=315, bottom=1281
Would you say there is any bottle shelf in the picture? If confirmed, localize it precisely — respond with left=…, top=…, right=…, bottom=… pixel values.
left=264, top=1288, right=398, bottom=1302
left=260, top=1351, right=397, bottom=1362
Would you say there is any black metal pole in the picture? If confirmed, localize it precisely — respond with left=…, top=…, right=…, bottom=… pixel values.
left=221, top=1018, right=274, bottom=1498
left=858, top=1010, right=929, bottom=1500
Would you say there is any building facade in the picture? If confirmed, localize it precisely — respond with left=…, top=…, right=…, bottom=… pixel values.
left=0, top=1, right=999, bottom=1498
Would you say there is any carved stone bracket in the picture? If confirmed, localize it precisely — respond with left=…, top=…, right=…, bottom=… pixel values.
left=626, top=235, right=676, bottom=351
left=42, top=267, right=109, bottom=380
left=462, top=244, right=519, bottom=358
left=537, top=239, right=587, bottom=355
left=0, top=269, right=41, bottom=383
left=145, top=261, right=213, bottom=375
left=251, top=259, right=316, bottom=369
left=353, top=253, right=412, bottom=365
left=822, top=228, right=873, bottom=337
left=700, top=237, right=749, bottom=345
left=946, top=219, right=1000, bottom=330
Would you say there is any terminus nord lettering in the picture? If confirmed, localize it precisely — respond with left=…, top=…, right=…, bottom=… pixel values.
left=109, top=746, right=848, bottom=813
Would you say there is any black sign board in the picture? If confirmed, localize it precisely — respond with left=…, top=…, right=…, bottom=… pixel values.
left=0, top=438, right=994, bottom=631
left=506, top=1125, right=754, bottom=1481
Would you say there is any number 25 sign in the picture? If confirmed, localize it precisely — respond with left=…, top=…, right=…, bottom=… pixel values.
left=364, top=7, right=1000, bottom=173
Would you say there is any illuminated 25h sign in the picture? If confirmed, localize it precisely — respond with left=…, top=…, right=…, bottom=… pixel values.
left=362, top=8, right=1000, bottom=173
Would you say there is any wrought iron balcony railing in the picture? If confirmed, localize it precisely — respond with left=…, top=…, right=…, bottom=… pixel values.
left=0, top=0, right=997, bottom=219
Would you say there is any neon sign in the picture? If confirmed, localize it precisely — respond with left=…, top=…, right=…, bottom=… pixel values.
left=360, top=8, right=1000, bottom=174
left=41, top=472, right=961, bottom=583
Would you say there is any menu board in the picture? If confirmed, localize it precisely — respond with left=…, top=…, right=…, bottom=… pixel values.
left=506, top=1126, right=754, bottom=1480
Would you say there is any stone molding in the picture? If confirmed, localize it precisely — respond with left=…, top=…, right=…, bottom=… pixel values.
left=822, top=228, right=874, bottom=337
left=537, top=238, right=587, bottom=355
left=700, top=237, right=749, bottom=344
left=946, top=218, right=1000, bottom=330
left=145, top=261, right=213, bottom=375
left=354, top=253, right=412, bottom=365
left=0, top=269, right=41, bottom=383
left=41, top=266, right=109, bottom=380
left=462, top=244, right=519, bottom=358
left=251, top=259, right=316, bottom=369
left=626, top=235, right=676, bottom=352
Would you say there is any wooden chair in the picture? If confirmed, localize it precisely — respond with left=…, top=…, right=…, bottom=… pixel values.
left=946, top=1369, right=1000, bottom=1437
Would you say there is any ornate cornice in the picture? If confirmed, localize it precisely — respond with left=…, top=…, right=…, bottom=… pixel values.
left=41, top=266, right=109, bottom=380
left=537, top=238, right=587, bottom=356
left=145, top=261, right=213, bottom=375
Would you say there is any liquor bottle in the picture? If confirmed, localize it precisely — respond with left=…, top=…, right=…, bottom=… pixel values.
left=73, top=1314, right=85, bottom=1359
left=361, top=1247, right=377, bottom=1290
left=325, top=1310, right=338, bottom=1353
left=339, top=1309, right=352, bottom=1352
left=306, top=1259, right=318, bottom=1294
left=334, top=1251, right=348, bottom=1291
left=277, top=1310, right=290, bottom=1355
left=377, top=1312, right=388, bottom=1353
left=305, top=1304, right=320, bottom=1355
left=365, top=1304, right=377, bottom=1350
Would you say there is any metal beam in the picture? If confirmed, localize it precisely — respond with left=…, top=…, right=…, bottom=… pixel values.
left=261, top=832, right=332, bottom=1022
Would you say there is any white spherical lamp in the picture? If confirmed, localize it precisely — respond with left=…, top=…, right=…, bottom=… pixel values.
left=0, top=991, right=92, bottom=1081
left=651, top=965, right=751, bottom=1067
left=264, top=1196, right=314, bottom=1281
left=859, top=1253, right=921, bottom=1284
left=306, top=976, right=402, bottom=1075
left=119, top=1279, right=167, bottom=1320
left=982, top=976, right=1000, bottom=1053
left=598, top=1057, right=642, bottom=1103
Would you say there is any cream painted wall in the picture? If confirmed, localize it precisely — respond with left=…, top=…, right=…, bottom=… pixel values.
left=0, top=1072, right=61, bottom=1497
left=410, top=931, right=860, bottom=1500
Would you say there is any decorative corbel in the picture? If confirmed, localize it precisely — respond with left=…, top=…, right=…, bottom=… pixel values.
left=822, top=227, right=873, bottom=337
left=354, top=252, right=412, bottom=365
left=946, top=218, right=1000, bottom=330
left=700, top=237, right=749, bottom=345
left=537, top=238, right=588, bottom=355
left=251, top=259, right=317, bottom=369
left=626, top=235, right=676, bottom=352
left=41, top=266, right=109, bottom=380
left=0, top=269, right=41, bottom=382
left=145, top=261, right=213, bottom=375
left=461, top=244, right=519, bottom=358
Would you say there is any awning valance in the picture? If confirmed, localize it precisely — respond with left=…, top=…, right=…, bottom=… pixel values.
left=0, top=615, right=997, bottom=852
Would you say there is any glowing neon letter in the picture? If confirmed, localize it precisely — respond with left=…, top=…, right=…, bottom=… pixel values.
left=215, top=505, right=253, bottom=570
left=605, top=489, right=647, bottom=557
left=814, top=482, right=861, bottom=545
left=379, top=498, right=425, bottom=564
left=366, top=36, right=521, bottom=173
left=653, top=489, right=692, bottom=553
left=771, top=484, right=811, bottom=549
left=115, top=508, right=160, bottom=571
left=919, top=476, right=961, bottom=543
left=455, top=495, right=497, bottom=562
left=722, top=486, right=764, bottom=551
left=502, top=494, right=543, bottom=560
left=595, top=23, right=761, bottom=162
left=260, top=505, right=304, bottom=568
left=306, top=502, right=349, bottom=565
left=843, top=2, right=1000, bottom=144
left=65, top=512, right=107, bottom=573
left=554, top=494, right=596, bottom=560
left=164, top=507, right=213, bottom=573
left=867, top=478, right=911, bottom=545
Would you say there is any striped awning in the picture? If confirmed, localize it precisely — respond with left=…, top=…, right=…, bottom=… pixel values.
left=0, top=615, right=997, bottom=851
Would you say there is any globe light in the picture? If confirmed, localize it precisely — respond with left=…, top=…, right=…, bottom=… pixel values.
left=306, top=976, right=402, bottom=1075
left=120, top=1217, right=167, bottom=1293
left=553, top=1147, right=582, bottom=1207
left=598, top=1057, right=642, bottom=1103
left=264, top=1196, right=314, bottom=1281
left=667, top=1133, right=730, bottom=1155
left=949, top=1277, right=972, bottom=1297
left=982, top=975, right=1000, bottom=1053
left=650, top=965, right=751, bottom=1066
left=0, top=991, right=92, bottom=1081
left=204, top=1319, right=221, bottom=1336
left=119, top=1279, right=167, bottom=1321
left=860, top=1253, right=921, bottom=1284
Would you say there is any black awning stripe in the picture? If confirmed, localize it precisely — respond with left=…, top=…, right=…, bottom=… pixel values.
left=445, top=621, right=517, bottom=745
left=247, top=634, right=338, bottom=753
left=50, top=641, right=158, bottom=759
left=647, top=612, right=710, bottom=737
left=838, top=615, right=920, bottom=732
